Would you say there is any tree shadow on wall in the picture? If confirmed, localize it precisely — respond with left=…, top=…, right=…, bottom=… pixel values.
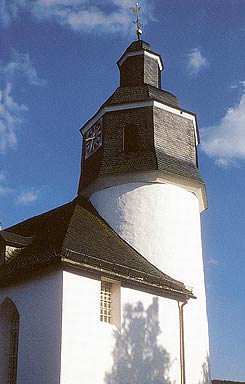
left=105, top=297, right=172, bottom=384
left=199, top=354, right=211, bottom=384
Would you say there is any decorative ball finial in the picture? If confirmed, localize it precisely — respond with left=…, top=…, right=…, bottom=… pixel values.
left=130, top=2, right=143, bottom=40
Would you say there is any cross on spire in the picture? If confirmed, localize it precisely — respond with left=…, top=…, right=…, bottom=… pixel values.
left=130, top=2, right=143, bottom=40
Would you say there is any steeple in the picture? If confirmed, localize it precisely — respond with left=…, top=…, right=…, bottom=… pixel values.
left=118, top=3, right=163, bottom=88
left=81, top=32, right=210, bottom=384
left=78, top=38, right=206, bottom=211
left=117, top=40, right=163, bottom=88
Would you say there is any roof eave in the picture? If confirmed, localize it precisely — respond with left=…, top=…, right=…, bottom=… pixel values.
left=61, top=253, right=195, bottom=302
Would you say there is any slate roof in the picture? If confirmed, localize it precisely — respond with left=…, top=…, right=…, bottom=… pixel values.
left=212, top=381, right=245, bottom=384
left=0, top=231, right=33, bottom=246
left=104, top=85, right=180, bottom=108
left=123, top=40, right=152, bottom=53
left=0, top=197, right=194, bottom=301
left=117, top=40, right=164, bottom=70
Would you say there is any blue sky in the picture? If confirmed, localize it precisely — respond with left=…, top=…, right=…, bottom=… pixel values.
left=0, top=0, right=245, bottom=380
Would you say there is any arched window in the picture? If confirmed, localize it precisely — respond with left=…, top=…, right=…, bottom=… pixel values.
left=123, top=124, right=139, bottom=152
left=0, top=298, right=19, bottom=384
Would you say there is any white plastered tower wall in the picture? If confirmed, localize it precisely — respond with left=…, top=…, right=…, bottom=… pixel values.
left=90, top=180, right=210, bottom=384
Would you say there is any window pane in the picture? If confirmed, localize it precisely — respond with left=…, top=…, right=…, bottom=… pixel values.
left=100, top=282, right=112, bottom=323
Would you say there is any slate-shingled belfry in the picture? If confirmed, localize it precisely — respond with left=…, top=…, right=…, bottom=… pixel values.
left=0, top=39, right=211, bottom=384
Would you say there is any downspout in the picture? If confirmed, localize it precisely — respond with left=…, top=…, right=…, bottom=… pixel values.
left=178, top=300, right=187, bottom=384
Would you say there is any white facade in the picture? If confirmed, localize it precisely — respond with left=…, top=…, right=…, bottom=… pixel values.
left=90, top=181, right=210, bottom=384
left=0, top=270, right=183, bottom=383
left=0, top=179, right=210, bottom=384
left=0, top=271, right=62, bottom=384
left=61, top=271, right=181, bottom=384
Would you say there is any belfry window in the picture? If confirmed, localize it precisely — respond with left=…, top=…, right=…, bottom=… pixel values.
left=0, top=298, right=20, bottom=384
left=100, top=279, right=121, bottom=328
left=123, top=124, right=138, bottom=152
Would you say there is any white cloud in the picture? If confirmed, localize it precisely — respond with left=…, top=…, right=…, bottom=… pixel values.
left=201, top=83, right=245, bottom=166
left=0, top=0, right=28, bottom=26
left=0, top=50, right=46, bottom=86
left=1, top=0, right=152, bottom=34
left=31, top=0, right=136, bottom=33
left=0, top=170, right=6, bottom=182
left=207, top=257, right=219, bottom=266
left=0, top=184, right=12, bottom=195
left=187, top=48, right=208, bottom=75
left=0, top=171, right=40, bottom=205
left=16, top=190, right=39, bottom=205
left=0, top=51, right=45, bottom=153
left=0, top=171, right=13, bottom=195
left=0, top=82, right=28, bottom=154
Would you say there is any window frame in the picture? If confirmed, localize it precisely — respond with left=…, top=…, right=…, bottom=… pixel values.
left=0, top=298, right=19, bottom=384
left=100, top=278, right=121, bottom=329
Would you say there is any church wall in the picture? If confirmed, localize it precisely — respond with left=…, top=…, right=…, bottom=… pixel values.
left=120, top=287, right=181, bottom=384
left=60, top=271, right=115, bottom=384
left=60, top=271, right=181, bottom=384
left=90, top=181, right=210, bottom=384
left=0, top=270, right=62, bottom=384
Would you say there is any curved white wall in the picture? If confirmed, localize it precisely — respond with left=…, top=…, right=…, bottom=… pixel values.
left=90, top=182, right=211, bottom=384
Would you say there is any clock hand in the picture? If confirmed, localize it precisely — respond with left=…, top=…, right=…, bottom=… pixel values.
left=85, top=136, right=96, bottom=141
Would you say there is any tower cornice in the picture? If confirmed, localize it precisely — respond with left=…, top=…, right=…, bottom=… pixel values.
left=80, top=100, right=199, bottom=146
left=79, top=170, right=207, bottom=212
left=117, top=49, right=164, bottom=71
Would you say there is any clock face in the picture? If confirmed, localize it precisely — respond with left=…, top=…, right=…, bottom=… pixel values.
left=84, top=118, right=103, bottom=159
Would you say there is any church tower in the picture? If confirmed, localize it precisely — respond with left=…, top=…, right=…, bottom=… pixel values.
left=0, top=15, right=211, bottom=384
left=78, top=39, right=210, bottom=383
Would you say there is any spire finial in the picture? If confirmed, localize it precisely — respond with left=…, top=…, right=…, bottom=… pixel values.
left=130, top=2, right=143, bottom=41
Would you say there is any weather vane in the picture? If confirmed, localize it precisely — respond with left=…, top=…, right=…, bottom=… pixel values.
left=130, top=2, right=143, bottom=41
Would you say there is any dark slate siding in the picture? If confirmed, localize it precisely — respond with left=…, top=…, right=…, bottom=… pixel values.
left=79, top=140, right=103, bottom=189
left=120, top=55, right=145, bottom=87
left=79, top=104, right=203, bottom=190
left=144, top=55, right=160, bottom=88
left=153, top=106, right=203, bottom=182
left=99, top=108, right=156, bottom=176
left=79, top=106, right=155, bottom=190
left=119, top=53, right=160, bottom=88
left=154, top=107, right=196, bottom=165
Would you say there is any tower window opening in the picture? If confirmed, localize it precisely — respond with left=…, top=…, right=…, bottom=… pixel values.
left=100, top=281, right=112, bottom=323
left=123, top=124, right=139, bottom=152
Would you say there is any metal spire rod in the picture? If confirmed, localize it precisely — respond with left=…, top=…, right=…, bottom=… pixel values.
left=130, top=2, right=143, bottom=40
